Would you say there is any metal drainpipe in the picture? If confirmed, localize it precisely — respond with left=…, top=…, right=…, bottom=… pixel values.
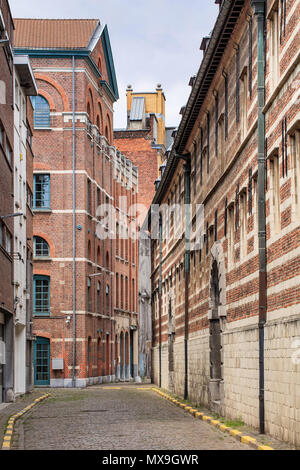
left=72, top=55, right=77, bottom=388
left=183, top=157, right=191, bottom=400
left=158, top=213, right=162, bottom=388
left=175, top=153, right=191, bottom=399
left=251, top=0, right=266, bottom=435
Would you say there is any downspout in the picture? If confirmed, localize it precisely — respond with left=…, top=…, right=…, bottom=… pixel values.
left=72, top=55, right=77, bottom=388
left=176, top=153, right=191, bottom=399
left=251, top=0, right=266, bottom=435
left=158, top=213, right=162, bottom=388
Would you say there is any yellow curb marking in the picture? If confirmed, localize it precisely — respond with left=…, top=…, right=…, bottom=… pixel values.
left=211, top=420, right=221, bottom=426
left=151, top=388, right=275, bottom=451
left=229, top=429, right=243, bottom=438
left=219, top=424, right=230, bottom=432
left=241, top=436, right=257, bottom=446
left=202, top=415, right=211, bottom=421
left=1, top=393, right=50, bottom=450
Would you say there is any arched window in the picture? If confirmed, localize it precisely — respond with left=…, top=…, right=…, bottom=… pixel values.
left=105, top=126, right=109, bottom=141
left=87, top=277, right=91, bottom=312
left=105, top=284, right=110, bottom=313
left=97, top=103, right=103, bottom=134
left=97, top=57, right=102, bottom=73
left=88, top=240, right=91, bottom=260
left=87, top=102, right=91, bottom=122
left=97, top=246, right=101, bottom=266
left=34, top=236, right=50, bottom=257
left=31, top=95, right=50, bottom=128
left=106, top=251, right=109, bottom=269
left=116, top=273, right=119, bottom=308
left=97, top=281, right=101, bottom=313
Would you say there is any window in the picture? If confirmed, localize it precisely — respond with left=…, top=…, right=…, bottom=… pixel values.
left=240, top=191, right=247, bottom=260
left=5, top=230, right=12, bottom=255
left=31, top=95, right=50, bottom=128
left=105, top=284, right=110, bottom=313
left=269, top=3, right=280, bottom=91
left=34, top=236, right=50, bottom=257
left=0, top=222, right=3, bottom=247
left=228, top=204, right=235, bottom=268
left=97, top=282, right=101, bottom=313
left=270, top=154, right=280, bottom=234
left=27, top=185, right=33, bottom=209
left=87, top=179, right=92, bottom=214
left=240, top=69, right=248, bottom=140
left=15, top=80, right=19, bottom=109
left=33, top=174, right=50, bottom=209
left=0, top=121, right=4, bottom=147
left=291, top=131, right=300, bottom=220
left=34, top=275, right=50, bottom=316
left=218, top=115, right=225, bottom=161
left=132, top=279, right=135, bottom=312
left=87, top=277, right=91, bottom=312
left=5, top=139, right=12, bottom=164
left=116, top=273, right=119, bottom=308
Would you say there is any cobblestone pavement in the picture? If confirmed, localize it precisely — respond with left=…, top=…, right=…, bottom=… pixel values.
left=11, top=385, right=252, bottom=450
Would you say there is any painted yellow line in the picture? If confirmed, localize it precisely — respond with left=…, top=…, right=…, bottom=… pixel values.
left=258, top=445, right=274, bottom=450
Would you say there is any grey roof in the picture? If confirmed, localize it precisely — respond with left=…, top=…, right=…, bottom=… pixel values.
left=130, top=97, right=145, bottom=121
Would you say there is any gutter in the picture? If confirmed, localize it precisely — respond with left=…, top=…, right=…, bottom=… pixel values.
left=152, top=0, right=238, bottom=206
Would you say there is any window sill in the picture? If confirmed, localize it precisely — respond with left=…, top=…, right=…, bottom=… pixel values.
left=33, top=208, right=52, bottom=213
left=33, top=256, right=52, bottom=262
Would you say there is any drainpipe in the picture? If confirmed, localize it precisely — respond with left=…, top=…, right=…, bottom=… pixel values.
left=72, top=55, right=77, bottom=388
left=158, top=213, right=162, bottom=388
left=176, top=153, right=191, bottom=399
left=251, top=0, right=266, bottom=435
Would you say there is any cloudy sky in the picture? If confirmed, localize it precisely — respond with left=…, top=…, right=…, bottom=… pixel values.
left=9, top=0, right=219, bottom=129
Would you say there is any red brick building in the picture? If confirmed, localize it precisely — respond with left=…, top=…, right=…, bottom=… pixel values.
left=14, top=18, right=138, bottom=386
left=0, top=0, right=14, bottom=403
left=151, top=0, right=300, bottom=447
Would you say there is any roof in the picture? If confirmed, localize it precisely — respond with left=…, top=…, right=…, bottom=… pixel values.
left=14, top=19, right=119, bottom=101
left=14, top=18, right=99, bottom=49
left=152, top=0, right=245, bottom=206
left=130, top=97, right=145, bottom=121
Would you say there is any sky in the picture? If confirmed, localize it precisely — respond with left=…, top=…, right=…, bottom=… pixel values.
left=9, top=0, right=219, bottom=130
